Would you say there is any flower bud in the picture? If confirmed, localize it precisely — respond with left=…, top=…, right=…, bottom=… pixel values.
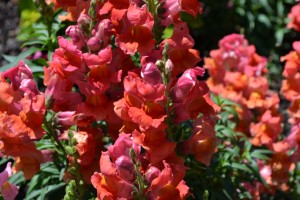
left=55, top=111, right=75, bottom=126
left=66, top=25, right=85, bottom=49
left=165, top=59, right=174, bottom=73
left=141, top=63, right=162, bottom=84
left=87, top=37, right=101, bottom=52
left=155, top=60, right=164, bottom=70
left=95, top=19, right=114, bottom=46
left=145, top=166, right=160, bottom=183
left=115, top=156, right=135, bottom=181
left=77, top=13, right=92, bottom=26
left=77, top=14, right=92, bottom=36
left=96, top=19, right=114, bottom=39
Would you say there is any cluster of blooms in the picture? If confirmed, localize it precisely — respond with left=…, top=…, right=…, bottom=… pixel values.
left=0, top=61, right=48, bottom=180
left=0, top=0, right=220, bottom=199
left=204, top=34, right=281, bottom=145
left=91, top=133, right=189, bottom=199
left=204, top=34, right=296, bottom=196
left=242, top=4, right=300, bottom=196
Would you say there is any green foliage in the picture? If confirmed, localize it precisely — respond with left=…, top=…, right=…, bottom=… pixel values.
left=1, top=47, right=39, bottom=71
left=1, top=0, right=67, bottom=84
left=24, top=163, right=66, bottom=200
left=18, top=0, right=41, bottom=41
left=185, top=95, right=272, bottom=200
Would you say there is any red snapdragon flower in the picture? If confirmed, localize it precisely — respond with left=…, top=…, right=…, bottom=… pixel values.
left=0, top=62, right=46, bottom=179
left=287, top=3, right=300, bottom=31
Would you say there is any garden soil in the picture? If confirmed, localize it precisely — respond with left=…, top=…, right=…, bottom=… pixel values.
left=0, top=0, right=21, bottom=66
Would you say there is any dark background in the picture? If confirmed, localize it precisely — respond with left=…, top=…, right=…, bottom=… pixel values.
left=0, top=0, right=21, bottom=66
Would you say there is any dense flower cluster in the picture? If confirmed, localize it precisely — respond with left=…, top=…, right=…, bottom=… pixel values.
left=277, top=39, right=300, bottom=192
left=4, top=0, right=300, bottom=199
left=204, top=34, right=298, bottom=197
left=91, top=133, right=189, bottom=199
left=16, top=0, right=218, bottom=199
left=0, top=61, right=48, bottom=180
left=204, top=34, right=281, bottom=145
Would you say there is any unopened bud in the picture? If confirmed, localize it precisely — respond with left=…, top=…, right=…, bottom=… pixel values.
left=155, top=60, right=164, bottom=70
left=165, top=59, right=174, bottom=73
left=87, top=37, right=101, bottom=52
left=95, top=19, right=114, bottom=46
left=162, top=43, right=169, bottom=55
left=77, top=14, right=91, bottom=26
left=145, top=166, right=160, bottom=183
left=96, top=19, right=114, bottom=38
left=115, top=156, right=135, bottom=181
left=55, top=111, right=75, bottom=126
left=66, top=25, right=85, bottom=49
left=77, top=14, right=92, bottom=36
left=66, top=146, right=74, bottom=155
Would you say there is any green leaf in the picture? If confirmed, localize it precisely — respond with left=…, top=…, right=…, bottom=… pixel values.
left=2, top=55, right=17, bottom=63
left=162, top=25, right=174, bottom=39
left=231, top=163, right=252, bottom=173
left=25, top=189, right=42, bottom=200
left=1, top=47, right=40, bottom=71
left=275, top=28, right=286, bottom=46
left=45, top=183, right=66, bottom=198
left=221, top=127, right=234, bottom=138
left=251, top=149, right=273, bottom=160
left=0, top=157, right=12, bottom=165
left=258, top=14, right=271, bottom=27
left=9, top=172, right=25, bottom=185
left=276, top=1, right=284, bottom=17
left=26, top=175, right=40, bottom=195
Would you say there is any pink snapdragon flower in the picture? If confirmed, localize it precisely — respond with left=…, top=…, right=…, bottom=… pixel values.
left=0, top=162, right=19, bottom=200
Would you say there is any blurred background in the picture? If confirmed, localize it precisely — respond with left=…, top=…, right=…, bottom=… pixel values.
left=0, top=0, right=21, bottom=66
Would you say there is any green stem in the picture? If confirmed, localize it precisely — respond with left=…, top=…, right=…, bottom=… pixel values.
left=43, top=110, right=68, bottom=163
left=66, top=132, right=87, bottom=199
left=131, top=149, right=146, bottom=200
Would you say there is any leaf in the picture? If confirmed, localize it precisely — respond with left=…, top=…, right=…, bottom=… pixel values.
left=221, top=127, right=234, bottom=138
left=26, top=175, right=40, bottom=195
left=162, top=25, right=174, bottom=39
left=258, top=14, right=271, bottom=27
left=41, top=166, right=60, bottom=175
left=231, top=163, right=252, bottom=173
left=25, top=189, right=42, bottom=200
left=275, top=28, right=286, bottom=46
left=2, top=55, right=17, bottom=63
left=45, top=183, right=66, bottom=198
left=36, top=140, right=55, bottom=150
left=22, top=40, right=46, bottom=47
left=0, top=157, right=13, bottom=165
left=276, top=1, right=284, bottom=17
left=1, top=47, right=40, bottom=71
left=248, top=160, right=269, bottom=188
left=9, top=172, right=25, bottom=185
left=222, top=106, right=239, bottom=120
left=251, top=149, right=273, bottom=160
